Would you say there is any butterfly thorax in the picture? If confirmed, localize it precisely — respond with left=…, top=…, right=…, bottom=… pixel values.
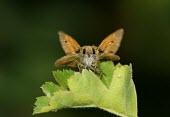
left=78, top=46, right=99, bottom=69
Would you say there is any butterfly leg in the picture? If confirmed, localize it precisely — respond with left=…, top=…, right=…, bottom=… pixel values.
left=89, top=65, right=104, bottom=78
left=95, top=67, right=105, bottom=78
left=76, top=60, right=85, bottom=72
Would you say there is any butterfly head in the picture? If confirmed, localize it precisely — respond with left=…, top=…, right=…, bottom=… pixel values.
left=79, top=46, right=98, bottom=67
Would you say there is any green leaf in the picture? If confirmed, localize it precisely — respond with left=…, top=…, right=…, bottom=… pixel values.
left=100, top=61, right=115, bottom=88
left=68, top=70, right=108, bottom=106
left=33, top=61, right=138, bottom=117
left=100, top=64, right=137, bottom=117
left=41, top=82, right=64, bottom=97
left=33, top=96, right=54, bottom=115
left=53, top=69, right=74, bottom=89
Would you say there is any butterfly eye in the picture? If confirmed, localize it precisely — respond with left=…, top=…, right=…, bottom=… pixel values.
left=83, top=49, right=86, bottom=54
left=92, top=48, right=95, bottom=54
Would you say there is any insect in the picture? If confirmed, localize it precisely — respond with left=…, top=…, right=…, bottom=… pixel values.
left=55, top=28, right=124, bottom=73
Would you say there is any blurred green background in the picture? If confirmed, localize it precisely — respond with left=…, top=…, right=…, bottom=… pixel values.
left=0, top=0, right=170, bottom=117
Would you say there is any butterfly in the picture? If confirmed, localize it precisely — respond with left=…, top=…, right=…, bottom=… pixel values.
left=55, top=28, right=124, bottom=73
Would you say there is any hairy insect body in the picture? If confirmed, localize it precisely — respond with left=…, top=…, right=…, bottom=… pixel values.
left=78, top=46, right=99, bottom=71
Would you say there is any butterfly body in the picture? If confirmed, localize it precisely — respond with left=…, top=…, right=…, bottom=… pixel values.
left=55, top=29, right=124, bottom=72
left=78, top=46, right=99, bottom=71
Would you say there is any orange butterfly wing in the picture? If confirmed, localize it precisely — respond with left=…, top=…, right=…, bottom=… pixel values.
left=58, top=31, right=81, bottom=54
left=55, top=54, right=79, bottom=67
left=98, top=28, right=124, bottom=54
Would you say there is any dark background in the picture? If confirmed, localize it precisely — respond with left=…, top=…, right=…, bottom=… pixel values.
left=1, top=0, right=170, bottom=117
